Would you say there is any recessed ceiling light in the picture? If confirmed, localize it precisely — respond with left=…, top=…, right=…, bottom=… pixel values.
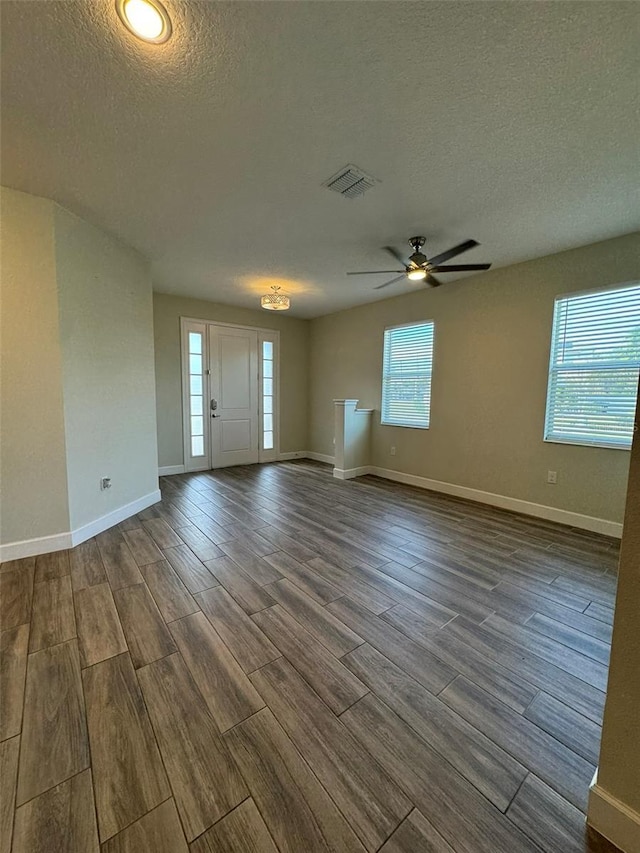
left=116, top=0, right=172, bottom=44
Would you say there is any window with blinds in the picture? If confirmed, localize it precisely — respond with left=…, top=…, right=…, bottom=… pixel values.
left=381, top=321, right=434, bottom=429
left=544, top=283, right=640, bottom=449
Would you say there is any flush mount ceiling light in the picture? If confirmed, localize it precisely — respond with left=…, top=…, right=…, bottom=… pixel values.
left=261, top=286, right=290, bottom=311
left=116, top=0, right=172, bottom=44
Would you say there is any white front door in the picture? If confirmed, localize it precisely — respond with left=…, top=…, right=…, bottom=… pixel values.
left=209, top=325, right=260, bottom=468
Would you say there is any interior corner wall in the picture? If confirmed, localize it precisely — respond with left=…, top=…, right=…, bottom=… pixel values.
left=595, top=389, right=640, bottom=826
left=309, top=231, right=640, bottom=525
left=153, top=293, right=310, bottom=469
left=0, top=187, right=70, bottom=545
left=0, top=185, right=159, bottom=555
left=54, top=205, right=159, bottom=533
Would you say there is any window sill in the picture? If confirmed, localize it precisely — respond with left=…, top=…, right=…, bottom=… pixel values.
left=544, top=437, right=632, bottom=451
left=381, top=421, right=430, bottom=430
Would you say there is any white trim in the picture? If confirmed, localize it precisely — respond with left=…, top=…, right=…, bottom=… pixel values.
left=181, top=318, right=211, bottom=473
left=382, top=320, right=434, bottom=430
left=543, top=283, right=640, bottom=451
left=181, top=316, right=281, bottom=335
left=180, top=318, right=281, bottom=471
left=70, top=490, right=161, bottom=546
left=0, top=531, right=73, bottom=563
left=556, top=278, right=640, bottom=302
left=333, top=466, right=369, bottom=480
left=0, top=489, right=162, bottom=562
left=167, top=451, right=319, bottom=468
left=383, top=319, right=435, bottom=332
left=159, top=465, right=186, bottom=476
left=258, top=330, right=281, bottom=463
left=588, top=776, right=640, bottom=853
left=544, top=436, right=631, bottom=452
left=361, top=465, right=622, bottom=537
left=160, top=451, right=621, bottom=538
left=306, top=451, right=335, bottom=465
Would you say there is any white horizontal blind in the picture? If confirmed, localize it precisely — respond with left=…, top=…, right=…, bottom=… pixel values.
left=382, top=322, right=434, bottom=428
left=545, top=283, right=640, bottom=448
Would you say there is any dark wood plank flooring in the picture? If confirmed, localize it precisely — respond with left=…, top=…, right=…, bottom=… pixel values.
left=0, top=461, right=622, bottom=852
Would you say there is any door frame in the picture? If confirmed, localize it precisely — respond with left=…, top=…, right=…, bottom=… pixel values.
left=180, top=316, right=281, bottom=471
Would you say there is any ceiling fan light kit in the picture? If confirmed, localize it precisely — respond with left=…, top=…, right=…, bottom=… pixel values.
left=261, top=285, right=290, bottom=311
left=347, top=235, right=492, bottom=291
left=407, top=268, right=427, bottom=281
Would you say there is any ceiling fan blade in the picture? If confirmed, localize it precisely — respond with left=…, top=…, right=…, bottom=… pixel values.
left=374, top=274, right=406, bottom=290
left=426, top=274, right=443, bottom=288
left=428, top=239, right=479, bottom=266
left=383, top=246, right=410, bottom=267
left=431, top=263, right=491, bottom=272
left=347, top=270, right=405, bottom=276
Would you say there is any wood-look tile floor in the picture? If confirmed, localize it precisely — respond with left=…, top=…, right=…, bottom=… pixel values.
left=0, top=461, right=623, bottom=852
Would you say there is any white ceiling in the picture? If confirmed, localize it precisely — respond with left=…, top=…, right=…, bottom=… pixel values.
left=2, top=1, right=638, bottom=318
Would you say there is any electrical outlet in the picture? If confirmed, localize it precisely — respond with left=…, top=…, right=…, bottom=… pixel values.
left=547, top=470, right=557, bottom=484
left=390, top=446, right=396, bottom=456
left=101, top=477, right=112, bottom=490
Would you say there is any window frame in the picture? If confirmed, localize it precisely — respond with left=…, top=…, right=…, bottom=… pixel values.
left=543, top=281, right=640, bottom=451
left=258, top=331, right=279, bottom=463
left=180, top=319, right=211, bottom=472
left=180, top=317, right=280, bottom=470
left=381, top=320, right=435, bottom=430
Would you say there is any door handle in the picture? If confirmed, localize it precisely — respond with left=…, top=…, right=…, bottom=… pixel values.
left=211, top=413, right=220, bottom=418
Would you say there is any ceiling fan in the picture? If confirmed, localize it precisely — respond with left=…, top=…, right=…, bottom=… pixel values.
left=347, top=236, right=491, bottom=289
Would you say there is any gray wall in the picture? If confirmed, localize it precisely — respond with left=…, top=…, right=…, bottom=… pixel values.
left=0, top=187, right=159, bottom=548
left=55, top=206, right=158, bottom=531
left=153, top=293, right=310, bottom=468
left=0, top=188, right=70, bottom=543
left=309, top=232, right=640, bottom=523
left=596, top=392, right=640, bottom=830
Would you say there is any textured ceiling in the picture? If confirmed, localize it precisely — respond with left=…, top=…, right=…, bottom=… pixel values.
left=1, top=1, right=638, bottom=318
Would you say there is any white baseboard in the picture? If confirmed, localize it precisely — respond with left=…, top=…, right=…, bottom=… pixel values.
left=162, top=452, right=619, bottom=538
left=333, top=466, right=370, bottom=480
left=364, top=465, right=622, bottom=538
left=70, top=489, right=161, bottom=546
left=160, top=455, right=317, bottom=471
left=159, top=465, right=186, bottom=476
left=306, top=451, right=335, bottom=465
left=588, top=776, right=640, bottom=853
left=0, top=531, right=73, bottom=563
left=0, top=489, right=162, bottom=562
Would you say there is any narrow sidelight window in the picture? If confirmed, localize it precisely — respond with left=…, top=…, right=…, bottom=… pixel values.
left=262, top=340, right=274, bottom=450
left=188, top=331, right=206, bottom=457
